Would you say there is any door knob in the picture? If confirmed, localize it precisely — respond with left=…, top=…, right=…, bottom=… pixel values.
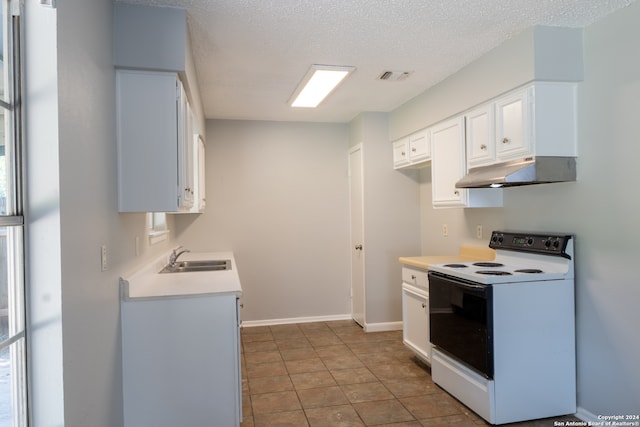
left=355, top=245, right=363, bottom=250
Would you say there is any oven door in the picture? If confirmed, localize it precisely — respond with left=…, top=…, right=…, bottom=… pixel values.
left=428, top=271, right=493, bottom=378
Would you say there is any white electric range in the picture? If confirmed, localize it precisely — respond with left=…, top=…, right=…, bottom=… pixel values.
left=427, top=231, right=577, bottom=425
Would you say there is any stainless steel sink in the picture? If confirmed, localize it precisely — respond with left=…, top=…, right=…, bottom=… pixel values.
left=159, top=259, right=232, bottom=274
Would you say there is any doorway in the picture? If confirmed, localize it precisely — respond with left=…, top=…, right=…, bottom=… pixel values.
left=348, top=145, right=365, bottom=326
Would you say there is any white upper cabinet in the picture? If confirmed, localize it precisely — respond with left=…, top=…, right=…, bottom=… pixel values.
left=431, top=117, right=467, bottom=207
left=408, top=129, right=430, bottom=163
left=392, top=137, right=410, bottom=168
left=495, top=87, right=532, bottom=162
left=192, top=135, right=207, bottom=213
left=393, top=128, right=430, bottom=169
left=117, top=70, right=195, bottom=213
left=180, top=86, right=195, bottom=209
left=466, top=104, right=496, bottom=168
left=431, top=116, right=503, bottom=209
left=114, top=3, right=206, bottom=214
left=464, top=82, right=577, bottom=170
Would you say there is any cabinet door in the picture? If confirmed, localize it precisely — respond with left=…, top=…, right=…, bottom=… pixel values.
left=431, top=117, right=467, bottom=207
left=121, top=293, right=241, bottom=426
left=392, top=138, right=410, bottom=168
left=495, top=88, right=532, bottom=161
left=402, top=267, right=428, bottom=290
left=177, top=83, right=194, bottom=210
left=466, top=104, right=495, bottom=168
left=402, top=284, right=430, bottom=363
left=409, top=129, right=430, bottom=162
left=195, top=135, right=206, bottom=211
left=117, top=70, right=180, bottom=212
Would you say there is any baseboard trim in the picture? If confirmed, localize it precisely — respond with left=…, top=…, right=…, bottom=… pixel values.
left=242, top=314, right=352, bottom=328
left=364, top=321, right=403, bottom=332
left=575, top=407, right=598, bottom=423
left=242, top=316, right=403, bottom=333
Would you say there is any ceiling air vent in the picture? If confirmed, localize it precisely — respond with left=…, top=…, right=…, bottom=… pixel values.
left=378, top=70, right=412, bottom=81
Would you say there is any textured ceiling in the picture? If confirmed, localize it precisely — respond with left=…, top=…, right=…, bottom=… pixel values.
left=115, top=0, right=636, bottom=123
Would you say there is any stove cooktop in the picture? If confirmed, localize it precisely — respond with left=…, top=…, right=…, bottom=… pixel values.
left=428, top=231, right=575, bottom=284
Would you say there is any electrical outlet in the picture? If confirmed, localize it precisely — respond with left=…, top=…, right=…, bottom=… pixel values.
left=476, top=224, right=483, bottom=239
left=101, top=244, right=108, bottom=272
left=443, top=224, right=448, bottom=237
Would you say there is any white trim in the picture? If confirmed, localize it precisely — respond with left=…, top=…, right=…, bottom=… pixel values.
left=148, top=229, right=169, bottom=245
left=348, top=143, right=366, bottom=326
left=364, top=321, right=403, bottom=332
left=575, top=407, right=597, bottom=423
left=241, top=314, right=352, bottom=328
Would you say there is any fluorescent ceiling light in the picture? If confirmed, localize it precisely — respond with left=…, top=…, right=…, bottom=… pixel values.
left=289, top=65, right=355, bottom=108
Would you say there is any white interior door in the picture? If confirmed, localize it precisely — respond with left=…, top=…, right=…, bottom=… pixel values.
left=349, top=145, right=365, bottom=326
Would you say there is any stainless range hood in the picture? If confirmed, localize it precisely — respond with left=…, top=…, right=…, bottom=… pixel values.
left=455, top=156, right=577, bottom=188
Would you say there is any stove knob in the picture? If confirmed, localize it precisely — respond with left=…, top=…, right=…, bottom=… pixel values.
left=527, top=238, right=534, bottom=246
left=545, top=240, right=551, bottom=248
left=498, top=236, right=504, bottom=243
left=553, top=240, right=560, bottom=248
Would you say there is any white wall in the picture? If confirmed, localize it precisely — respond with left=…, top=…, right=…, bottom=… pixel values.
left=174, top=120, right=351, bottom=322
left=23, top=3, right=64, bottom=425
left=25, top=1, right=181, bottom=425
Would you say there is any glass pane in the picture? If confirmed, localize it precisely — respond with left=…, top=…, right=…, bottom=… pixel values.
left=0, top=0, right=5, bottom=103
left=0, top=339, right=26, bottom=427
left=0, top=0, right=7, bottom=216
left=0, top=227, right=23, bottom=341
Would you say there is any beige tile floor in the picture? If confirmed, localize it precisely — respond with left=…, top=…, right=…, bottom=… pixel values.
left=240, top=320, right=579, bottom=427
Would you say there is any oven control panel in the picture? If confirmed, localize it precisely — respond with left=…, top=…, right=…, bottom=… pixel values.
left=489, top=231, right=572, bottom=258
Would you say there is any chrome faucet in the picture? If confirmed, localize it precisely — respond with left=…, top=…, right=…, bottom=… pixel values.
left=169, top=246, right=191, bottom=267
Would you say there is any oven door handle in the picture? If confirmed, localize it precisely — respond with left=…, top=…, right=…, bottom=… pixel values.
left=428, top=271, right=488, bottom=295
left=455, top=282, right=486, bottom=290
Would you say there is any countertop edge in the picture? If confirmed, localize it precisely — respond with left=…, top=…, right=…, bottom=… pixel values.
left=121, top=250, right=243, bottom=299
left=399, top=245, right=495, bottom=270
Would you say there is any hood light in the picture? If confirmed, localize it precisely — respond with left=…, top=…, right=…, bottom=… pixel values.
left=289, top=65, right=355, bottom=108
left=490, top=183, right=504, bottom=188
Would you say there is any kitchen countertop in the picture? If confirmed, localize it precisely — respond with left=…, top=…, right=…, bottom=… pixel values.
left=399, top=244, right=495, bottom=270
left=120, top=251, right=243, bottom=299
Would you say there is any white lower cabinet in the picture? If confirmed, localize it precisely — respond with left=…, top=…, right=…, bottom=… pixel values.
left=402, top=267, right=430, bottom=363
left=121, top=293, right=242, bottom=427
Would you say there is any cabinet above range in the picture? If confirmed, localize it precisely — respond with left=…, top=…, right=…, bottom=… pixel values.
left=465, top=82, right=577, bottom=169
left=392, top=81, right=578, bottom=207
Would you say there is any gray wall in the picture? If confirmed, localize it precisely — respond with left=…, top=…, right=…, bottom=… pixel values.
left=25, top=1, right=183, bottom=425
left=349, top=113, right=421, bottom=327
left=388, top=4, right=640, bottom=418
left=174, top=120, right=352, bottom=322
left=505, top=4, right=640, bottom=416
left=22, top=0, right=639, bottom=423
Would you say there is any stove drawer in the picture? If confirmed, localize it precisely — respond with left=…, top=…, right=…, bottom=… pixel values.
left=431, top=349, right=494, bottom=423
left=402, top=266, right=428, bottom=290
